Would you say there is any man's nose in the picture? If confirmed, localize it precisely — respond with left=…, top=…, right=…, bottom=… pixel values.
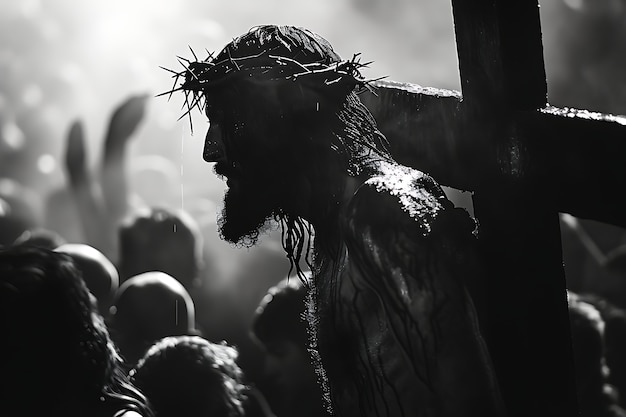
left=203, top=124, right=226, bottom=162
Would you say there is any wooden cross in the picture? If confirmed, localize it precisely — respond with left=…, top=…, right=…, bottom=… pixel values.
left=360, top=1, right=626, bottom=416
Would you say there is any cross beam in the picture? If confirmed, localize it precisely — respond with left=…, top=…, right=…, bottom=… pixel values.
left=360, top=1, right=626, bottom=415
left=361, top=84, right=626, bottom=227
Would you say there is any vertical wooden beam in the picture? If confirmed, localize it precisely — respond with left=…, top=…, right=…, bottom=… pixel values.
left=453, top=0, right=547, bottom=109
left=450, top=1, right=578, bottom=416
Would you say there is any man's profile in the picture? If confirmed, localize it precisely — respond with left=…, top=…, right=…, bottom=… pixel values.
left=170, top=25, right=504, bottom=417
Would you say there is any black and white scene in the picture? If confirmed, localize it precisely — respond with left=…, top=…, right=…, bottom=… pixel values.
left=1, top=1, right=626, bottom=416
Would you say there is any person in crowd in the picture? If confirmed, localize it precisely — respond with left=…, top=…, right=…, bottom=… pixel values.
left=48, top=94, right=148, bottom=262
left=131, top=335, right=268, bottom=417
left=171, top=24, right=503, bottom=416
left=568, top=291, right=626, bottom=416
left=107, top=270, right=197, bottom=367
left=55, top=243, right=120, bottom=316
left=579, top=292, right=626, bottom=408
left=252, top=274, right=327, bottom=417
left=0, top=245, right=153, bottom=417
left=117, top=206, right=204, bottom=290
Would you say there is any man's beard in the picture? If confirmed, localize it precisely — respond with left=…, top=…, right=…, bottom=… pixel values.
left=217, top=180, right=278, bottom=247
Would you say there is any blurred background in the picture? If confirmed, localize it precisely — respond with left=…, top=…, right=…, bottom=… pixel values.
left=1, top=0, right=625, bottom=383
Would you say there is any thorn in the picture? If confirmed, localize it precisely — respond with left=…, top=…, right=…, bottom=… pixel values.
left=159, top=65, right=180, bottom=75
left=227, top=47, right=240, bottom=71
left=177, top=58, right=198, bottom=80
left=188, top=45, right=198, bottom=62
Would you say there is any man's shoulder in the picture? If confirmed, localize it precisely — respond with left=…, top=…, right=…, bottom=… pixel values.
left=346, top=165, right=450, bottom=237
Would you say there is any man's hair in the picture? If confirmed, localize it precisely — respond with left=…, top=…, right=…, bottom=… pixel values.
left=0, top=245, right=152, bottom=417
left=252, top=275, right=310, bottom=349
left=130, top=335, right=247, bottom=417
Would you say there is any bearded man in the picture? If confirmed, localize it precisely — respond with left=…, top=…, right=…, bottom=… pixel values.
left=171, top=25, right=504, bottom=417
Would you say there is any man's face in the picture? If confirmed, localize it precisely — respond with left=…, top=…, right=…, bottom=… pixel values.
left=203, top=99, right=295, bottom=246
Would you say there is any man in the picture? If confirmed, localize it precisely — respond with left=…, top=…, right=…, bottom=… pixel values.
left=172, top=25, right=504, bottom=416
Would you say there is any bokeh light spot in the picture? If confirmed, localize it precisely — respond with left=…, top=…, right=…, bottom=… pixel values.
left=37, top=154, right=56, bottom=174
left=22, top=84, right=43, bottom=108
left=1, top=121, right=25, bottom=151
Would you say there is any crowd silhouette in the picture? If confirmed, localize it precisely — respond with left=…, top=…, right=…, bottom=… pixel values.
left=2, top=2, right=626, bottom=416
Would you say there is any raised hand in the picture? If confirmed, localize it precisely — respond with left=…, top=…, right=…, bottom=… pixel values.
left=104, top=94, right=150, bottom=155
left=63, top=118, right=115, bottom=260
left=100, top=94, right=149, bottom=225
left=64, top=120, right=89, bottom=186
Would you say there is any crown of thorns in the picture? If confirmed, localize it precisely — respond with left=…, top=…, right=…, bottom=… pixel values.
left=160, top=47, right=382, bottom=133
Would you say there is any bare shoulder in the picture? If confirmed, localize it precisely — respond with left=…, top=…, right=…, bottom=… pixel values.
left=343, top=164, right=478, bottom=266
left=346, top=165, right=453, bottom=237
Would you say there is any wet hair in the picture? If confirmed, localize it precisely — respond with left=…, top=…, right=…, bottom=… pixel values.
left=170, top=25, right=392, bottom=279
left=252, top=275, right=310, bottom=348
left=130, top=335, right=247, bottom=417
left=0, top=245, right=152, bottom=417
left=118, top=206, right=204, bottom=289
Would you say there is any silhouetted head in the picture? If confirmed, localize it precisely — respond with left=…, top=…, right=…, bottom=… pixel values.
left=108, top=271, right=196, bottom=366
left=174, top=25, right=390, bottom=274
left=577, top=292, right=626, bottom=409
left=252, top=275, right=310, bottom=349
left=118, top=206, right=204, bottom=289
left=251, top=274, right=325, bottom=417
left=55, top=243, right=119, bottom=316
left=131, top=335, right=247, bottom=417
left=0, top=245, right=151, bottom=417
left=568, top=291, right=621, bottom=415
